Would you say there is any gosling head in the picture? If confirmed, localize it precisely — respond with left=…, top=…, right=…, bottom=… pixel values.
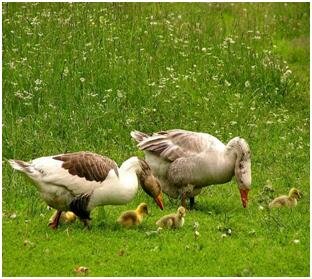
left=289, top=188, right=301, bottom=200
left=137, top=159, right=164, bottom=210
left=136, top=202, right=149, bottom=215
left=177, top=206, right=186, bottom=218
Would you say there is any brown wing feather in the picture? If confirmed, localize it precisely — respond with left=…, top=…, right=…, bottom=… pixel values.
left=53, top=152, right=118, bottom=182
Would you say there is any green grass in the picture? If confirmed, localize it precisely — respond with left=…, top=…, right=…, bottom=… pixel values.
left=2, top=2, right=310, bottom=276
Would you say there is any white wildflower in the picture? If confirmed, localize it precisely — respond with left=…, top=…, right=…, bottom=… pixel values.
left=88, top=92, right=98, bottom=97
left=224, top=37, right=235, bottom=44
left=10, top=213, right=17, bottom=219
left=117, top=90, right=124, bottom=98
left=201, top=47, right=207, bottom=52
left=245, top=80, right=251, bottom=88
left=293, top=239, right=300, bottom=244
left=224, top=80, right=231, bottom=87
left=194, top=231, right=200, bottom=239
left=193, top=222, right=199, bottom=230
left=63, top=67, right=69, bottom=76
left=80, top=77, right=85, bottom=83
left=34, top=79, right=42, bottom=85
left=284, top=69, right=292, bottom=78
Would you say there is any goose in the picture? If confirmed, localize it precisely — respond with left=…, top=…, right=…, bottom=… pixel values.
left=156, top=206, right=186, bottom=229
left=117, top=202, right=149, bottom=228
left=8, top=152, right=164, bottom=229
left=131, top=129, right=251, bottom=209
left=269, top=188, right=301, bottom=208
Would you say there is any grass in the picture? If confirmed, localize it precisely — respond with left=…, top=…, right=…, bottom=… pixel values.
left=2, top=2, right=310, bottom=277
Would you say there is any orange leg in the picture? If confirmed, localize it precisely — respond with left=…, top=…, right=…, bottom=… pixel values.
left=48, top=210, right=62, bottom=229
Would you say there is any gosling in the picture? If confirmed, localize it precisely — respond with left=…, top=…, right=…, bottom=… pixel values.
left=156, top=206, right=186, bottom=229
left=49, top=211, right=77, bottom=225
left=117, top=203, right=148, bottom=228
left=269, top=188, right=301, bottom=208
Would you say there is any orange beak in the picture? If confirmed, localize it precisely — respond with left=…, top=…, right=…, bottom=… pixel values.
left=154, top=193, right=164, bottom=210
left=239, top=189, right=249, bottom=208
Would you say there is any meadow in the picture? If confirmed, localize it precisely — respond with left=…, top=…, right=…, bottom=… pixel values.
left=2, top=2, right=310, bottom=276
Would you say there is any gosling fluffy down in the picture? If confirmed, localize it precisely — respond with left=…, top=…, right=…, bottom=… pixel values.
left=156, top=206, right=186, bottom=229
left=269, top=188, right=301, bottom=208
left=49, top=211, right=77, bottom=225
left=117, top=203, right=148, bottom=228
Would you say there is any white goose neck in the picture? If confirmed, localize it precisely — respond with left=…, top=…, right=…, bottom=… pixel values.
left=119, top=156, right=141, bottom=173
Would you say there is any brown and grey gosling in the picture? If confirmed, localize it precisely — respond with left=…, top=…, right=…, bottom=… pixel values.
left=49, top=211, right=77, bottom=225
left=156, top=206, right=186, bottom=229
left=117, top=203, right=149, bottom=228
left=269, top=188, right=301, bottom=208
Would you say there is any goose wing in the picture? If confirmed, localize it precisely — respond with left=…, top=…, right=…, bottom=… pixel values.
left=52, top=152, right=118, bottom=183
left=132, top=129, right=225, bottom=161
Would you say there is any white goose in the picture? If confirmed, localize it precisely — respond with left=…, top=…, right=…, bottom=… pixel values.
left=9, top=152, right=164, bottom=229
left=131, top=129, right=251, bottom=209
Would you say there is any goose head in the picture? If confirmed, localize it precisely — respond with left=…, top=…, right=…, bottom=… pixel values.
left=137, top=159, right=164, bottom=210
left=228, top=137, right=252, bottom=208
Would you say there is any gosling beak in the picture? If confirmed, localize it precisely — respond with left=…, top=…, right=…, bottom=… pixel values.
left=239, top=189, right=249, bottom=208
left=154, top=193, right=164, bottom=210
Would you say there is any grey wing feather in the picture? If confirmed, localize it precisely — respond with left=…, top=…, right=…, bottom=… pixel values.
left=131, top=129, right=224, bottom=161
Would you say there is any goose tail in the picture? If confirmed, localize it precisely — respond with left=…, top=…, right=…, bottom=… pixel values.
left=130, top=130, right=149, bottom=143
left=8, top=159, right=33, bottom=174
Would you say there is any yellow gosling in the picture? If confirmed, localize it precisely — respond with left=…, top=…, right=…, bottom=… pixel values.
left=269, top=188, right=301, bottom=208
left=117, top=203, right=148, bottom=228
left=49, top=211, right=77, bottom=226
